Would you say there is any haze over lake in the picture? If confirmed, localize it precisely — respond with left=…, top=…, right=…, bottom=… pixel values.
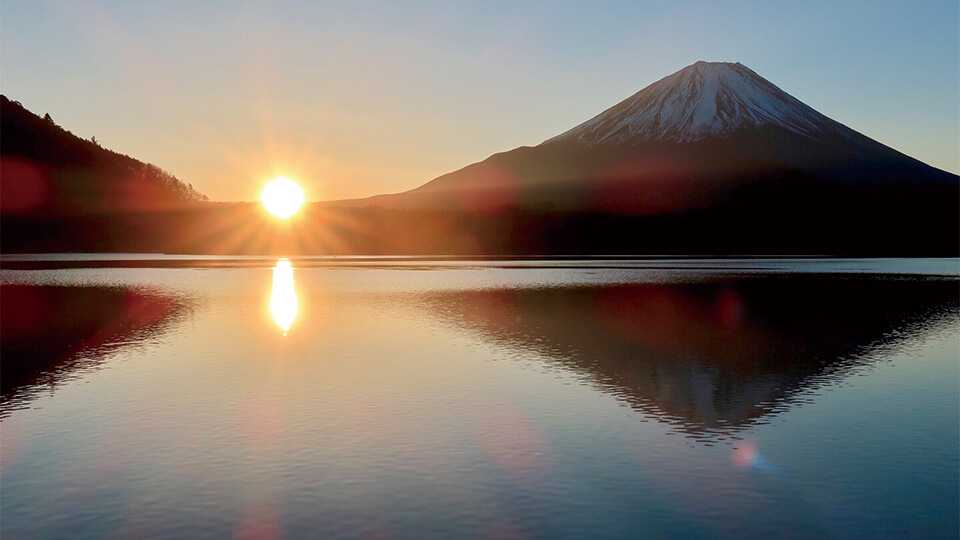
left=2, top=257, right=957, bottom=539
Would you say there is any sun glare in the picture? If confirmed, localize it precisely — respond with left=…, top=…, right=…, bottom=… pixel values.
left=261, top=176, right=305, bottom=219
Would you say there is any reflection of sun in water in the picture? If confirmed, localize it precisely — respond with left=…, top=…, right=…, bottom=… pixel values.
left=261, top=176, right=305, bottom=219
left=270, top=258, right=298, bottom=334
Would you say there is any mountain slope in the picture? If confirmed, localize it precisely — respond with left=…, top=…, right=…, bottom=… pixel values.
left=358, top=61, right=956, bottom=215
left=1, top=95, right=206, bottom=216
left=335, top=61, right=957, bottom=254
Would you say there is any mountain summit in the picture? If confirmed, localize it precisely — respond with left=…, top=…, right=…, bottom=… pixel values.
left=550, top=61, right=842, bottom=144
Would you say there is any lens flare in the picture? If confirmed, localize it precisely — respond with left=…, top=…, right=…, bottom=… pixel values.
left=269, top=258, right=298, bottom=334
left=261, top=176, right=305, bottom=219
left=732, top=441, right=774, bottom=472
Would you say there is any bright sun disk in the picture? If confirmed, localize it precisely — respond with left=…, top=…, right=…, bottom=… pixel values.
left=261, top=177, right=305, bottom=219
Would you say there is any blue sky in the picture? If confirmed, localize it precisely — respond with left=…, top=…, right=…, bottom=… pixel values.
left=2, top=0, right=957, bottom=200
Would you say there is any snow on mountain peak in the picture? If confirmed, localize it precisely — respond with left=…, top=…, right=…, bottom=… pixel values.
left=549, top=61, right=838, bottom=144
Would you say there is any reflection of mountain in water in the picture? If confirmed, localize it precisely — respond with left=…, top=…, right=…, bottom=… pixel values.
left=0, top=285, right=193, bottom=416
left=420, top=276, right=959, bottom=440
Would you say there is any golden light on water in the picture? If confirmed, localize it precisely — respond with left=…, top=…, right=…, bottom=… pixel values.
left=261, top=176, right=305, bottom=219
left=269, top=258, right=298, bottom=334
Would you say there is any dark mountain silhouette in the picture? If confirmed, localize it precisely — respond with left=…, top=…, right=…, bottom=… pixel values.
left=1, top=95, right=205, bottom=217
left=333, top=61, right=958, bottom=254
left=360, top=62, right=957, bottom=213
left=1, top=60, right=957, bottom=255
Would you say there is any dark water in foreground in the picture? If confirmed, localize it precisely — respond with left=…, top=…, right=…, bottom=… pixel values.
left=1, top=258, right=958, bottom=539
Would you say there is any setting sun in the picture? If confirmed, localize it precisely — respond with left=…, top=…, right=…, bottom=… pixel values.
left=261, top=176, right=305, bottom=219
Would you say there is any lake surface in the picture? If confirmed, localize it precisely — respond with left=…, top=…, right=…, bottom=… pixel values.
left=1, top=257, right=958, bottom=539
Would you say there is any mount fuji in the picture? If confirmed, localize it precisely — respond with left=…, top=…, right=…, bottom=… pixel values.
left=341, top=61, right=957, bottom=254
left=548, top=61, right=848, bottom=144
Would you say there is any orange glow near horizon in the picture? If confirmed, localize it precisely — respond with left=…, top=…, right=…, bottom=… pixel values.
left=261, top=177, right=305, bottom=219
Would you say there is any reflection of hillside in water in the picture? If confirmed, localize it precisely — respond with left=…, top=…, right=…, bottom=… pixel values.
left=420, top=276, right=959, bottom=441
left=0, top=285, right=193, bottom=416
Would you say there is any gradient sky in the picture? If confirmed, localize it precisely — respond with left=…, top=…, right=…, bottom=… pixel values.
left=2, top=0, right=957, bottom=201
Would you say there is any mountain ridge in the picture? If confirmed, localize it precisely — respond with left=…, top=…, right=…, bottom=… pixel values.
left=0, top=95, right=206, bottom=216
left=1, top=62, right=957, bottom=256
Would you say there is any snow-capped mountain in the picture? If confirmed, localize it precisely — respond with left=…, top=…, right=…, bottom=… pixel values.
left=549, top=61, right=843, bottom=144
left=339, top=60, right=957, bottom=255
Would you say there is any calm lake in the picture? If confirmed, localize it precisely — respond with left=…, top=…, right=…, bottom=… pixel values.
left=1, top=257, right=958, bottom=539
